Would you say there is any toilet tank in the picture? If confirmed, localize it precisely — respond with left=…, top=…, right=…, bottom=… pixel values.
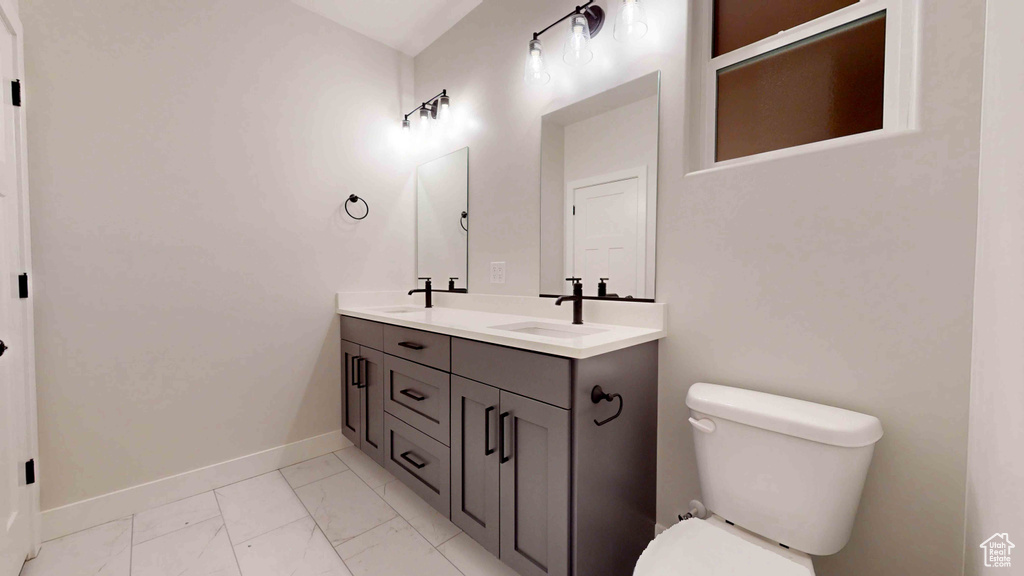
left=686, top=383, right=883, bottom=556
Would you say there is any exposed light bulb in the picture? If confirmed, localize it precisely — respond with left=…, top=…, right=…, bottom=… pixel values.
left=563, top=14, right=593, bottom=66
left=524, top=38, right=550, bottom=86
left=614, top=0, right=648, bottom=42
left=418, top=107, right=432, bottom=133
left=436, top=95, right=452, bottom=127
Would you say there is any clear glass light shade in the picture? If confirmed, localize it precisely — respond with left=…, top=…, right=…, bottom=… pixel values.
left=402, top=118, right=411, bottom=132
left=435, top=95, right=452, bottom=126
left=524, top=39, right=550, bottom=85
left=614, top=0, right=648, bottom=42
left=563, top=14, right=593, bottom=66
left=418, top=107, right=433, bottom=133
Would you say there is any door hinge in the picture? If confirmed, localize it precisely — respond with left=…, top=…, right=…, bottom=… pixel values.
left=25, top=459, right=35, bottom=485
left=18, top=273, right=28, bottom=299
left=11, top=79, right=21, bottom=107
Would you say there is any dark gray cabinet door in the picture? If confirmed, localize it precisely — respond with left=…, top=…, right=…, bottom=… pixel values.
left=499, top=392, right=571, bottom=576
left=359, top=347, right=385, bottom=465
left=451, top=376, right=501, bottom=555
left=341, top=341, right=361, bottom=448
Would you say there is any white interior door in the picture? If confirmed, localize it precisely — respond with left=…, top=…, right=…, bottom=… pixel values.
left=566, top=167, right=647, bottom=298
left=0, top=0, right=38, bottom=573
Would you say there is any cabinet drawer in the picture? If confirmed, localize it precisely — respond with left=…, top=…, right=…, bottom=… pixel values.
left=383, top=355, right=450, bottom=445
left=452, top=338, right=572, bottom=409
left=384, top=414, right=451, bottom=518
left=384, top=325, right=451, bottom=371
left=341, top=316, right=383, bottom=351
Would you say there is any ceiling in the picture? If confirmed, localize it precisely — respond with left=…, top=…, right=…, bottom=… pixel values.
left=289, top=0, right=482, bottom=56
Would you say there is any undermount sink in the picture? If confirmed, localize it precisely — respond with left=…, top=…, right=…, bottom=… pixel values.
left=490, top=321, right=607, bottom=339
left=375, top=306, right=424, bottom=315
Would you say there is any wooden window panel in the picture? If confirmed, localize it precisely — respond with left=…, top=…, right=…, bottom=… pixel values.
left=714, top=0, right=859, bottom=57
left=715, top=11, right=886, bottom=162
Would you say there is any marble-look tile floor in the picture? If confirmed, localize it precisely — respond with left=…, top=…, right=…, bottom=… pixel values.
left=20, top=445, right=519, bottom=576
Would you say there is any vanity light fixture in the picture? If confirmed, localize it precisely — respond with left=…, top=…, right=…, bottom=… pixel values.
left=613, top=0, right=648, bottom=42
left=526, top=1, right=606, bottom=85
left=402, top=89, right=452, bottom=134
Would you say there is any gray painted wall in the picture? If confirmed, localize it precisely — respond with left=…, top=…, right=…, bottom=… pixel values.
left=414, top=1, right=984, bottom=574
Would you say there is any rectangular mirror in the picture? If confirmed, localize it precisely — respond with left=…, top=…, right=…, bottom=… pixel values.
left=539, top=72, right=661, bottom=299
left=417, top=147, right=469, bottom=289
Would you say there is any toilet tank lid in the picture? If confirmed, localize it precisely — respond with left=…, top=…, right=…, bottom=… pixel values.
left=686, top=383, right=883, bottom=448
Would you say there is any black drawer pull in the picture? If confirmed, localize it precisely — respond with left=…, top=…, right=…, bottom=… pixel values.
left=400, top=389, right=426, bottom=402
left=484, top=406, right=496, bottom=456
left=400, top=450, right=427, bottom=469
left=398, top=341, right=425, bottom=351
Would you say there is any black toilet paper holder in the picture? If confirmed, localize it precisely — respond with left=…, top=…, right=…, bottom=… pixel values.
left=591, top=385, right=623, bottom=427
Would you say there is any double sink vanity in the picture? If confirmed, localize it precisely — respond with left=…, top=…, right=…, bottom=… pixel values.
left=337, top=293, right=666, bottom=576
left=338, top=69, right=667, bottom=575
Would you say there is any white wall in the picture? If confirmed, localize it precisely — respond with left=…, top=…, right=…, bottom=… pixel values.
left=963, top=0, right=1024, bottom=573
left=414, top=1, right=984, bottom=574
left=23, top=0, right=414, bottom=511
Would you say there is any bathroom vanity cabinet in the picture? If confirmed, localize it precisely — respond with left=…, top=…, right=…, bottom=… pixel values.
left=340, top=314, right=658, bottom=576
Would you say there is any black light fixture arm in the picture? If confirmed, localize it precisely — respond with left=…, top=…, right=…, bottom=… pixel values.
left=404, top=89, right=449, bottom=121
left=532, top=1, right=599, bottom=40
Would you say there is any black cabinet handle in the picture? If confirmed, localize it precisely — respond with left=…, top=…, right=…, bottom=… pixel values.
left=400, top=389, right=426, bottom=402
left=351, top=356, right=362, bottom=387
left=358, top=358, right=368, bottom=389
left=400, top=451, right=427, bottom=469
left=398, top=342, right=425, bottom=351
left=484, top=406, right=496, bottom=455
left=499, top=412, right=512, bottom=464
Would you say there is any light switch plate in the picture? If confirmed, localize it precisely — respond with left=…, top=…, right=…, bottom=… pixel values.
left=490, top=262, right=506, bottom=284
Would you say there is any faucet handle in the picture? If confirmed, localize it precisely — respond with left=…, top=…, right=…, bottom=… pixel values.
left=565, top=277, right=582, bottom=285
left=599, top=277, right=609, bottom=283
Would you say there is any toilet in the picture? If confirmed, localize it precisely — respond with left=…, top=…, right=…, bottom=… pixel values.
left=635, top=383, right=884, bottom=575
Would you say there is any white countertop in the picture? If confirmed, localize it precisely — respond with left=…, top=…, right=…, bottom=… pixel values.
left=336, top=292, right=667, bottom=359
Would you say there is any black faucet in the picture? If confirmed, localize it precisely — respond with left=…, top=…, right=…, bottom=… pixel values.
left=409, top=277, right=434, bottom=308
left=555, top=278, right=585, bottom=325
left=447, top=277, right=468, bottom=293
left=410, top=277, right=468, bottom=308
left=597, top=277, right=619, bottom=299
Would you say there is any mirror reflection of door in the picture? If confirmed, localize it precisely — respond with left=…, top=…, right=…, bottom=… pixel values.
left=540, top=72, right=660, bottom=299
left=417, top=148, right=469, bottom=289
left=566, top=168, right=647, bottom=299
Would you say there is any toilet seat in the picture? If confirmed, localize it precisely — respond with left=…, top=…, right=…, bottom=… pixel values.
left=634, top=516, right=815, bottom=576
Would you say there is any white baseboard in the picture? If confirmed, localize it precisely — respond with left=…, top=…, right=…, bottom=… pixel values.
left=41, top=430, right=349, bottom=542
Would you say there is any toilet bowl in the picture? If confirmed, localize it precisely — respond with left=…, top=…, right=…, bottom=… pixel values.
left=635, top=383, right=883, bottom=575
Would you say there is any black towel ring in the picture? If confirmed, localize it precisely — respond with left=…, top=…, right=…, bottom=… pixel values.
left=460, top=211, right=469, bottom=232
left=345, top=194, right=369, bottom=220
